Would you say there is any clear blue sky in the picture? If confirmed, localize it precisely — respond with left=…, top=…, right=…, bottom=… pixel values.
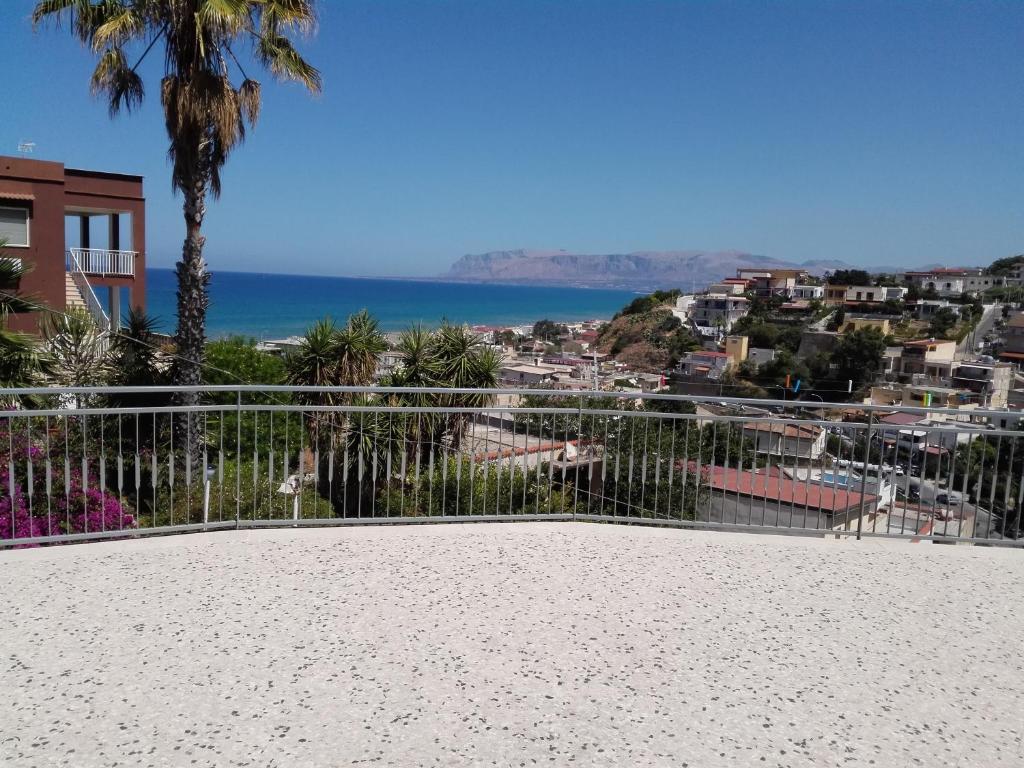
left=3, top=0, right=1023, bottom=275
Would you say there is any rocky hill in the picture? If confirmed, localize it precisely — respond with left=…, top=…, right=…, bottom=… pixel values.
left=445, top=249, right=849, bottom=292
left=592, top=291, right=698, bottom=371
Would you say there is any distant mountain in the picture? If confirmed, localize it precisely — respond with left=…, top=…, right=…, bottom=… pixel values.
left=444, top=249, right=852, bottom=292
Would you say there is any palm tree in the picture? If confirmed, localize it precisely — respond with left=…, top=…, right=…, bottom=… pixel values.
left=0, top=240, right=49, bottom=394
left=33, top=0, right=321, bottom=408
left=286, top=311, right=387, bottom=448
left=335, top=310, right=389, bottom=389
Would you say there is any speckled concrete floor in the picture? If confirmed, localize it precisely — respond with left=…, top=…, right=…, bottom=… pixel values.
left=2, top=523, right=1023, bottom=767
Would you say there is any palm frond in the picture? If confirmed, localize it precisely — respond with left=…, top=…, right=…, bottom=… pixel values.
left=91, top=46, right=145, bottom=115
left=92, top=4, right=147, bottom=49
left=256, top=32, right=322, bottom=92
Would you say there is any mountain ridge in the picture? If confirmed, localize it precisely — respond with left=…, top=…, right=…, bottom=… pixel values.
left=444, top=249, right=853, bottom=292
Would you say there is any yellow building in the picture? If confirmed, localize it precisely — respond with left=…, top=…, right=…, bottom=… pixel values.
left=725, top=335, right=749, bottom=365
left=842, top=317, right=891, bottom=335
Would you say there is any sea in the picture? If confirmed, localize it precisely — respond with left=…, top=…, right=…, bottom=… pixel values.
left=145, top=268, right=637, bottom=339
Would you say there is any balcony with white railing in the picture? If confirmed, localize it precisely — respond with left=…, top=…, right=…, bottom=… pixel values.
left=65, top=247, right=137, bottom=277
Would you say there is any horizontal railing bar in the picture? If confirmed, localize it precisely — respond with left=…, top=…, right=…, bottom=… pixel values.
left=0, top=521, right=238, bottom=548
left=6, top=516, right=1018, bottom=549
left=0, top=384, right=1017, bottom=419
left=0, top=403, right=1018, bottom=436
left=574, top=515, right=1024, bottom=547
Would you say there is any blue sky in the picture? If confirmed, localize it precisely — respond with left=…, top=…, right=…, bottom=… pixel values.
left=3, top=0, right=1023, bottom=275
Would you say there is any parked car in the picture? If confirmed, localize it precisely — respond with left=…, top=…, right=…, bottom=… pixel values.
left=936, top=491, right=962, bottom=506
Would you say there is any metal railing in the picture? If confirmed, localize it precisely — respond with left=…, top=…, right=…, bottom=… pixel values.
left=0, top=385, right=1021, bottom=548
left=66, top=247, right=136, bottom=277
left=65, top=250, right=111, bottom=333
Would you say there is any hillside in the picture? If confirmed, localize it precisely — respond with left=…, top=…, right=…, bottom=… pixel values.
left=593, top=292, right=698, bottom=371
left=445, top=249, right=849, bottom=292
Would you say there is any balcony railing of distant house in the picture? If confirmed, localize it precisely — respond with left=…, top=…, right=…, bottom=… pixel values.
left=65, top=249, right=111, bottom=334
left=0, top=386, right=1021, bottom=548
left=66, top=247, right=136, bottom=277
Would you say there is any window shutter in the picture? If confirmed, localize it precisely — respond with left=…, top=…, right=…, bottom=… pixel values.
left=0, top=207, right=29, bottom=247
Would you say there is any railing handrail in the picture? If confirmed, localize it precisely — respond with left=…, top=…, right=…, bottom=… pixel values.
left=65, top=251, right=111, bottom=333
left=0, top=384, right=1019, bottom=548
left=66, top=246, right=136, bottom=277
left=0, top=384, right=1017, bottom=420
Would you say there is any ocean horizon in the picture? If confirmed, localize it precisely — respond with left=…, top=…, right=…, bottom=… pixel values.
left=144, top=268, right=638, bottom=339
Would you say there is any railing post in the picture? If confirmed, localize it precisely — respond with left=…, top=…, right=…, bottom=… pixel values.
left=574, top=394, right=584, bottom=521
left=856, top=411, right=876, bottom=541
left=235, top=388, right=242, bottom=527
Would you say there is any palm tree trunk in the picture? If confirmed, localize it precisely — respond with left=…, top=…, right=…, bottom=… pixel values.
left=172, top=155, right=211, bottom=459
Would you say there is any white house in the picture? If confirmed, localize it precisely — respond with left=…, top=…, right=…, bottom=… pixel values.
left=903, top=268, right=1004, bottom=296
left=844, top=285, right=907, bottom=304
left=791, top=284, right=824, bottom=300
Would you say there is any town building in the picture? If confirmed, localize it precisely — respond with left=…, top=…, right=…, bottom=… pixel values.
left=740, top=421, right=826, bottom=462
left=690, top=294, right=748, bottom=333
left=672, top=294, right=697, bottom=322
left=500, top=364, right=555, bottom=386
left=706, top=279, right=748, bottom=295
left=843, top=285, right=907, bottom=304
left=903, top=268, right=1004, bottom=296
left=897, top=339, right=958, bottom=379
left=998, top=312, right=1024, bottom=364
left=910, top=299, right=960, bottom=320
left=677, top=350, right=731, bottom=380
left=791, top=284, right=824, bottom=301
left=950, top=359, right=1014, bottom=408
left=841, top=316, right=892, bottom=335
left=0, top=154, right=146, bottom=332
left=736, top=268, right=807, bottom=297
left=823, top=285, right=848, bottom=306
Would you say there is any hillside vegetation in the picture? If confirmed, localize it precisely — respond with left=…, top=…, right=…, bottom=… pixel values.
left=594, top=291, right=698, bottom=370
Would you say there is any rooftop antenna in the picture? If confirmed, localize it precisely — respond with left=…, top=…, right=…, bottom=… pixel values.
left=17, top=141, right=35, bottom=156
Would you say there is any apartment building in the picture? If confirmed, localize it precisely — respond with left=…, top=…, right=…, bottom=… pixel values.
left=690, top=294, right=749, bottom=332
left=903, top=268, right=1004, bottom=296
left=0, top=154, right=146, bottom=332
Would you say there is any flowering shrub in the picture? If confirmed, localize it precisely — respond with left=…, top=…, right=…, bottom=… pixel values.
left=0, top=419, right=135, bottom=543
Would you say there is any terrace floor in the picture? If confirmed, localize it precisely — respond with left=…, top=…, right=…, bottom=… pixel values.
left=2, top=523, right=1023, bottom=767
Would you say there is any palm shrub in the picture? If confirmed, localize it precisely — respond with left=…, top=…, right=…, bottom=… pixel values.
left=0, top=242, right=49, bottom=399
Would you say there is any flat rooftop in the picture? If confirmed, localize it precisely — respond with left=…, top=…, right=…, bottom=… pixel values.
left=2, top=523, right=1023, bottom=766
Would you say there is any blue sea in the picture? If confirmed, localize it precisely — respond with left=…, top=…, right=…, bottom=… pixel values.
left=145, top=268, right=637, bottom=338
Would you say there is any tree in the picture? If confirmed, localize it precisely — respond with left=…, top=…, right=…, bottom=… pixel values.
left=988, top=255, right=1024, bottom=276
left=827, top=269, right=871, bottom=286
left=615, top=290, right=681, bottom=318
left=34, top=1, right=322, bottom=411
left=286, top=312, right=387, bottom=413
left=532, top=319, right=560, bottom=341
left=928, top=307, right=959, bottom=338
left=830, top=327, right=889, bottom=389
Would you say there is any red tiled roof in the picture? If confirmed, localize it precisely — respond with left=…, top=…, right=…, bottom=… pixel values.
left=472, top=438, right=589, bottom=463
left=741, top=421, right=823, bottom=439
left=690, top=465, right=877, bottom=514
left=879, top=412, right=924, bottom=426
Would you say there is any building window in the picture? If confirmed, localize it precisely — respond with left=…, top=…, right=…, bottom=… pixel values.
left=0, top=206, right=29, bottom=247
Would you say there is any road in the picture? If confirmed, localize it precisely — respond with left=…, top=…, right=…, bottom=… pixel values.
left=956, top=302, right=1001, bottom=358
left=890, top=473, right=999, bottom=539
